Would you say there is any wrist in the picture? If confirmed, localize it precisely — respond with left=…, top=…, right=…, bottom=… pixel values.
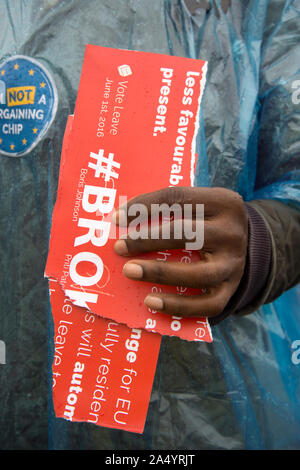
left=209, top=202, right=272, bottom=325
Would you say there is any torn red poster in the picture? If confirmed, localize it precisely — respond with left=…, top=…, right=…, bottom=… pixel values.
left=45, top=44, right=212, bottom=343
left=49, top=278, right=161, bottom=434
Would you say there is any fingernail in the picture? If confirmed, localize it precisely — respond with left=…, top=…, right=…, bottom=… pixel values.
left=144, top=295, right=164, bottom=311
left=114, top=239, right=129, bottom=256
left=112, top=209, right=127, bottom=226
left=123, top=263, right=143, bottom=279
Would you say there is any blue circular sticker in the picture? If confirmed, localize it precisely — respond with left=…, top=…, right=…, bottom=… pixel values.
left=0, top=55, right=58, bottom=157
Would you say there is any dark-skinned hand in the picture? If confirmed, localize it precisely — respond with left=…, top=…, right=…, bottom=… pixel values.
left=113, top=187, right=248, bottom=319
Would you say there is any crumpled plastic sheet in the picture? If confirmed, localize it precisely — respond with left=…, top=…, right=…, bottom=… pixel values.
left=0, top=0, right=300, bottom=450
left=48, top=285, right=300, bottom=450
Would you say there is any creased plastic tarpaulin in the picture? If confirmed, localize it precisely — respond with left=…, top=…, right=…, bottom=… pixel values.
left=46, top=0, right=300, bottom=450
left=1, top=0, right=299, bottom=450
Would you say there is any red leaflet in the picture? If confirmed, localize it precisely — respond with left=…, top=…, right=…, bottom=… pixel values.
left=46, top=45, right=211, bottom=433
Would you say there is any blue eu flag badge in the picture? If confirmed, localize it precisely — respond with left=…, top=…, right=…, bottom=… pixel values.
left=0, top=55, right=58, bottom=157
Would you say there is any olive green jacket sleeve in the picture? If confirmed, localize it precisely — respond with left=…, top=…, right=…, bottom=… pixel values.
left=210, top=199, right=300, bottom=325
left=237, top=199, right=300, bottom=315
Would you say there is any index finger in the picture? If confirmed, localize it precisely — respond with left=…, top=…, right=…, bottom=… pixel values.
left=112, top=186, right=242, bottom=226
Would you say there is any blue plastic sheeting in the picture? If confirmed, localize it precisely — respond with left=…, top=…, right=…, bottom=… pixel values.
left=213, top=285, right=300, bottom=449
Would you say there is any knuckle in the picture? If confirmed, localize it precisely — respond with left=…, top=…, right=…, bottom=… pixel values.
left=217, top=218, right=248, bottom=253
left=172, top=302, right=185, bottom=316
left=196, top=264, right=219, bottom=286
left=151, top=262, right=166, bottom=284
left=161, top=186, right=187, bottom=206
left=164, top=296, right=184, bottom=316
left=215, top=188, right=246, bottom=216
left=213, top=187, right=242, bottom=203
left=125, top=236, right=142, bottom=253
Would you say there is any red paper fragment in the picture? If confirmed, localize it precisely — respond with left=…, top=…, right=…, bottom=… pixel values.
left=46, top=45, right=210, bottom=433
